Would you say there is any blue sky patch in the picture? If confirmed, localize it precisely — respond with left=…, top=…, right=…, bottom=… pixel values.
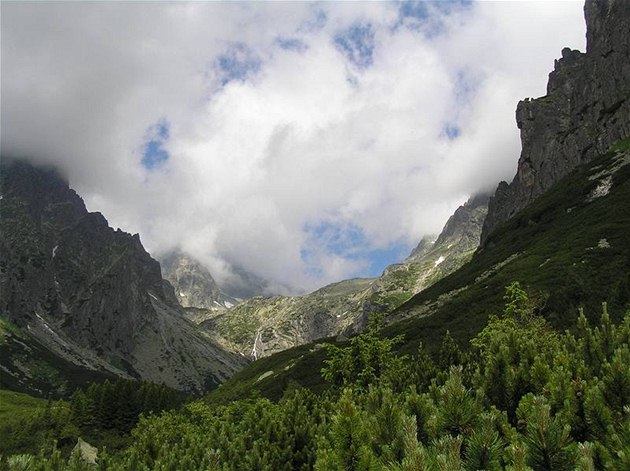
left=399, top=1, right=430, bottom=22
left=304, top=220, right=364, bottom=257
left=442, top=123, right=461, bottom=140
left=334, top=23, right=375, bottom=70
left=364, top=242, right=411, bottom=277
left=276, top=37, right=307, bottom=53
left=302, top=219, right=411, bottom=279
left=396, top=0, right=472, bottom=37
left=216, top=43, right=261, bottom=86
left=141, top=119, right=170, bottom=170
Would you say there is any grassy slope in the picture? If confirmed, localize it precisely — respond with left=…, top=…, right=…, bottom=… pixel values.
left=0, top=389, right=67, bottom=455
left=0, top=389, right=47, bottom=421
left=207, top=144, right=630, bottom=403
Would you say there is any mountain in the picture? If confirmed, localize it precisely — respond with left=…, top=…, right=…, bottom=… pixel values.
left=0, top=160, right=245, bottom=395
left=207, top=0, right=630, bottom=402
left=202, top=277, right=375, bottom=359
left=371, top=193, right=489, bottom=313
left=204, top=193, right=488, bottom=359
left=393, top=0, right=629, bottom=335
left=481, top=0, right=630, bottom=243
left=159, top=250, right=239, bottom=326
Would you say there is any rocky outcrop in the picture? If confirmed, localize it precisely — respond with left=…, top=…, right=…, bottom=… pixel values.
left=410, top=194, right=489, bottom=264
left=160, top=250, right=238, bottom=310
left=0, top=159, right=245, bottom=393
left=482, top=0, right=630, bottom=244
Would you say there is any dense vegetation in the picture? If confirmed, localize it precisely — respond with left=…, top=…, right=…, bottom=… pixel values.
left=0, top=379, right=183, bottom=464
left=2, top=283, right=629, bottom=470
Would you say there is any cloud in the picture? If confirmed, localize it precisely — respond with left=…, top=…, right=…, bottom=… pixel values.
left=1, top=1, right=585, bottom=293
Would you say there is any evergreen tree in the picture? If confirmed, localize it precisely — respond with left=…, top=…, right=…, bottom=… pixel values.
left=437, top=330, right=462, bottom=371
left=517, top=395, right=575, bottom=470
left=321, top=314, right=407, bottom=391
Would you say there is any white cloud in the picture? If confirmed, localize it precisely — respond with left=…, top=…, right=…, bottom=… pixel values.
left=1, top=1, right=585, bottom=293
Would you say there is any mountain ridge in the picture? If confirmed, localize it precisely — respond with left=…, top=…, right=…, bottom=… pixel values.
left=0, top=159, right=245, bottom=394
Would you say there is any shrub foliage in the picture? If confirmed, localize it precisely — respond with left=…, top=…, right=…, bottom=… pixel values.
left=2, top=283, right=630, bottom=470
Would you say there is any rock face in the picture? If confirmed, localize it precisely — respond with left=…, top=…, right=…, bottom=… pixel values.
left=481, top=0, right=630, bottom=244
left=206, top=194, right=489, bottom=358
left=0, top=159, right=245, bottom=393
left=408, top=194, right=489, bottom=270
left=160, top=250, right=238, bottom=310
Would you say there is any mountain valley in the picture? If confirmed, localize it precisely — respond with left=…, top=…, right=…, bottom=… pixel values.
left=198, top=193, right=489, bottom=358
left=1, top=0, right=630, bottom=468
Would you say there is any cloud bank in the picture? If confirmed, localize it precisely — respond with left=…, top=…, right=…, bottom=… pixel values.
left=1, top=1, right=585, bottom=294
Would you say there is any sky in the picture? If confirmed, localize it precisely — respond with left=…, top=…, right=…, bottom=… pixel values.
left=1, top=1, right=586, bottom=295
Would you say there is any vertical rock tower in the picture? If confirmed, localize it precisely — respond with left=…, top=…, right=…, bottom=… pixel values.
left=481, top=0, right=630, bottom=244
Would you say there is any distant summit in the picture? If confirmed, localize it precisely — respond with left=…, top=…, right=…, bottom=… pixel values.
left=160, top=250, right=238, bottom=310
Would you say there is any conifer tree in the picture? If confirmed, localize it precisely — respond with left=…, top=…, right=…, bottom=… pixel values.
left=463, top=411, right=504, bottom=471
left=410, top=342, right=436, bottom=393
left=437, top=331, right=461, bottom=371
left=433, top=367, right=479, bottom=438
left=517, top=395, right=575, bottom=470
left=321, top=314, right=407, bottom=391
left=389, top=415, right=431, bottom=471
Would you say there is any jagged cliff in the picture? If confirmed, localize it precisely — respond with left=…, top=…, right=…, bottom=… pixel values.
left=0, top=160, right=245, bottom=393
left=481, top=0, right=630, bottom=244
left=204, top=194, right=488, bottom=358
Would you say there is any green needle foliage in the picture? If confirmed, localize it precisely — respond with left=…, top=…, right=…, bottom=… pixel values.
left=2, top=283, right=630, bottom=470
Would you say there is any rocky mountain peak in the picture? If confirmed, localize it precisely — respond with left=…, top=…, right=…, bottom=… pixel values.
left=1, top=159, right=244, bottom=393
left=481, top=0, right=630, bottom=244
left=407, top=194, right=489, bottom=264
left=159, top=250, right=238, bottom=310
left=407, top=235, right=436, bottom=261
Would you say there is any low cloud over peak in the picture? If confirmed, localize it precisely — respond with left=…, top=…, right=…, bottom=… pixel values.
left=1, top=1, right=585, bottom=293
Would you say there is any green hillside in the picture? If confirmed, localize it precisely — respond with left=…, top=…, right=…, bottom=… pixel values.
left=386, top=140, right=630, bottom=354
left=4, top=291, right=629, bottom=469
